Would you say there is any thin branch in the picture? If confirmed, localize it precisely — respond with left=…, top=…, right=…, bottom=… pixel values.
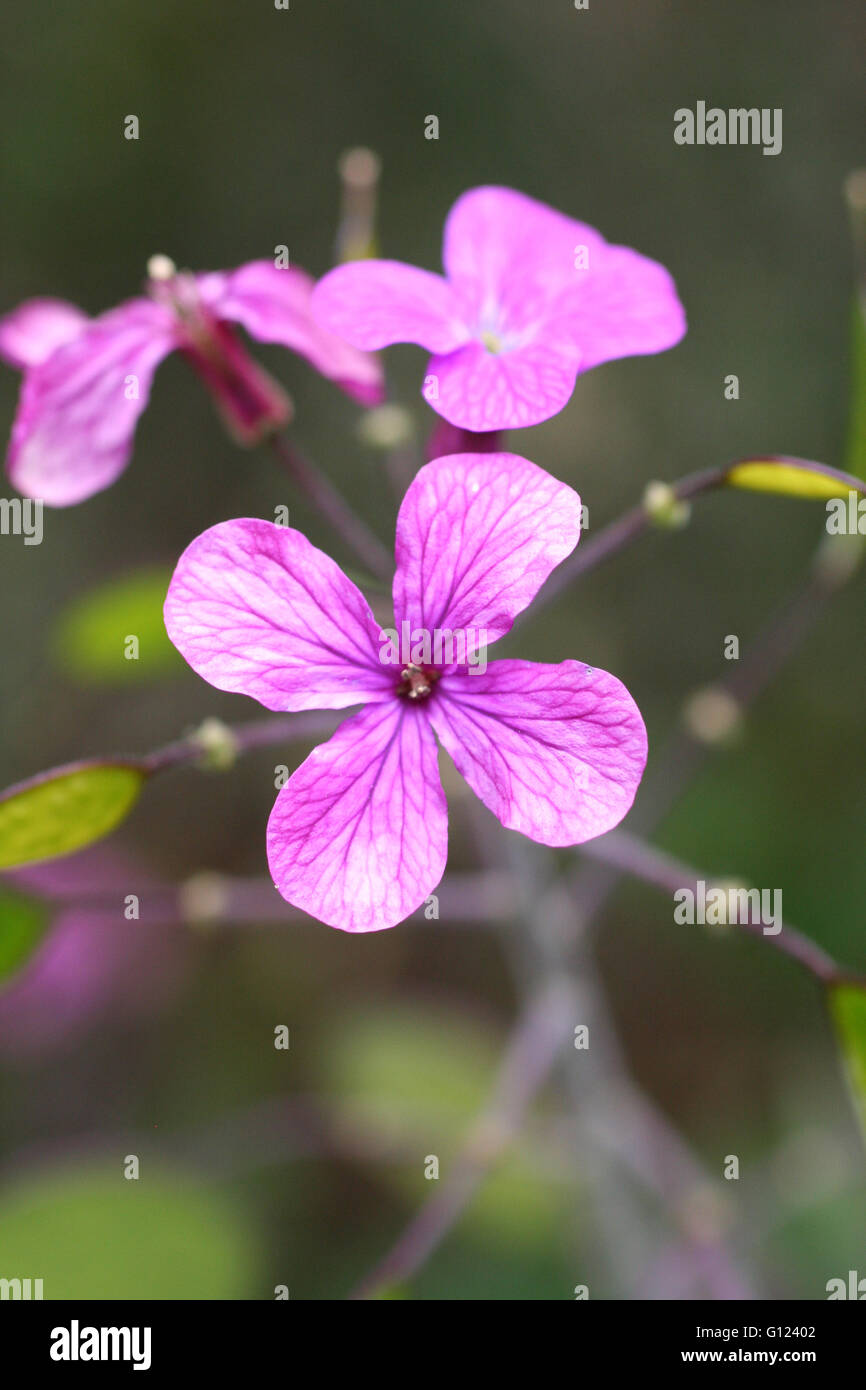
left=50, top=870, right=515, bottom=931
left=578, top=828, right=860, bottom=987
left=268, top=432, right=393, bottom=582
left=532, top=456, right=865, bottom=615
left=349, top=978, right=575, bottom=1299
left=533, top=464, right=725, bottom=613
left=503, top=840, right=755, bottom=1297
left=142, top=709, right=341, bottom=775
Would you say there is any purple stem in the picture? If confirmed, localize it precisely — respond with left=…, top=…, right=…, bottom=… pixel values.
left=533, top=464, right=725, bottom=612
left=579, top=828, right=858, bottom=987
left=533, top=455, right=866, bottom=616
left=143, top=710, right=341, bottom=776
left=268, top=432, right=393, bottom=582
left=349, top=979, right=575, bottom=1299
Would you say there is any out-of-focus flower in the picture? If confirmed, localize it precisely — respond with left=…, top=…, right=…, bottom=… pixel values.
left=0, top=258, right=384, bottom=505
left=164, top=451, right=647, bottom=933
left=312, top=185, right=686, bottom=432
left=0, top=849, right=190, bottom=1058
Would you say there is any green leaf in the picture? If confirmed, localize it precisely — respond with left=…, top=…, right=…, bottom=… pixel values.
left=0, top=760, right=146, bottom=870
left=0, top=883, right=49, bottom=984
left=0, top=1164, right=259, bottom=1299
left=829, top=982, right=866, bottom=1145
left=52, top=566, right=181, bottom=684
left=725, top=455, right=866, bottom=501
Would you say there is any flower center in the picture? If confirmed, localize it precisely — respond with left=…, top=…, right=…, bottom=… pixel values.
left=480, top=329, right=503, bottom=354
left=398, top=663, right=438, bottom=701
left=144, top=254, right=291, bottom=444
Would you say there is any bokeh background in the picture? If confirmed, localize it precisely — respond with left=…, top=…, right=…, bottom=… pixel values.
left=0, top=0, right=865, bottom=1299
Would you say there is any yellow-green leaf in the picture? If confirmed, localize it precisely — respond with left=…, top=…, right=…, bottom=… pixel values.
left=829, top=982, right=866, bottom=1145
left=53, top=566, right=180, bottom=684
left=0, top=761, right=146, bottom=870
left=725, top=456, right=866, bottom=501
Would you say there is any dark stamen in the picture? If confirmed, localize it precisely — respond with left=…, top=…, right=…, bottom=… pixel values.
left=399, top=663, right=436, bottom=701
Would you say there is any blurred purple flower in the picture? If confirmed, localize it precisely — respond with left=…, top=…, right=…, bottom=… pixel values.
left=0, top=849, right=189, bottom=1058
left=164, top=451, right=647, bottom=933
left=0, top=258, right=384, bottom=506
left=312, top=185, right=686, bottom=433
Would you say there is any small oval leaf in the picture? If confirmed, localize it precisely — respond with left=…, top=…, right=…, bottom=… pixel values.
left=0, top=761, right=146, bottom=870
left=725, top=456, right=866, bottom=501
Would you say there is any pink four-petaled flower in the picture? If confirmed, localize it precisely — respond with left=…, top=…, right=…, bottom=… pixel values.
left=312, top=185, right=686, bottom=433
left=164, top=451, right=647, bottom=932
left=0, top=258, right=383, bottom=506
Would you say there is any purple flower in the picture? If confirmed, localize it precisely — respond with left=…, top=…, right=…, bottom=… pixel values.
left=164, top=451, right=647, bottom=933
left=311, top=186, right=686, bottom=433
left=0, top=258, right=384, bottom=506
left=0, top=849, right=189, bottom=1059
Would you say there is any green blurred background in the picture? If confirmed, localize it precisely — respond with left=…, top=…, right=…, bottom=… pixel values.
left=0, top=0, right=865, bottom=1299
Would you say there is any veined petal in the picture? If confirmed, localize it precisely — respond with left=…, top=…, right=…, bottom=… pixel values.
left=267, top=700, right=448, bottom=932
left=429, top=659, right=647, bottom=845
left=7, top=298, right=178, bottom=505
left=425, top=338, right=581, bottom=431
left=0, top=298, right=89, bottom=369
left=547, top=244, right=687, bottom=371
left=442, top=186, right=686, bottom=397
left=311, top=260, right=470, bottom=354
left=393, top=452, right=581, bottom=653
left=442, top=186, right=607, bottom=333
left=197, top=261, right=385, bottom=405
left=164, top=518, right=394, bottom=711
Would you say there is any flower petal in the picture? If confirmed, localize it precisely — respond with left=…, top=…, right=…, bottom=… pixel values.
left=393, top=452, right=581, bottom=652
left=442, top=186, right=607, bottom=333
left=441, top=186, right=686, bottom=408
left=429, top=659, right=647, bottom=845
left=547, top=244, right=687, bottom=371
left=164, top=518, right=394, bottom=711
left=7, top=298, right=178, bottom=505
left=311, top=259, right=470, bottom=354
left=267, top=700, right=448, bottom=932
left=197, top=261, right=385, bottom=405
left=0, top=298, right=89, bottom=369
left=424, top=337, right=581, bottom=430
